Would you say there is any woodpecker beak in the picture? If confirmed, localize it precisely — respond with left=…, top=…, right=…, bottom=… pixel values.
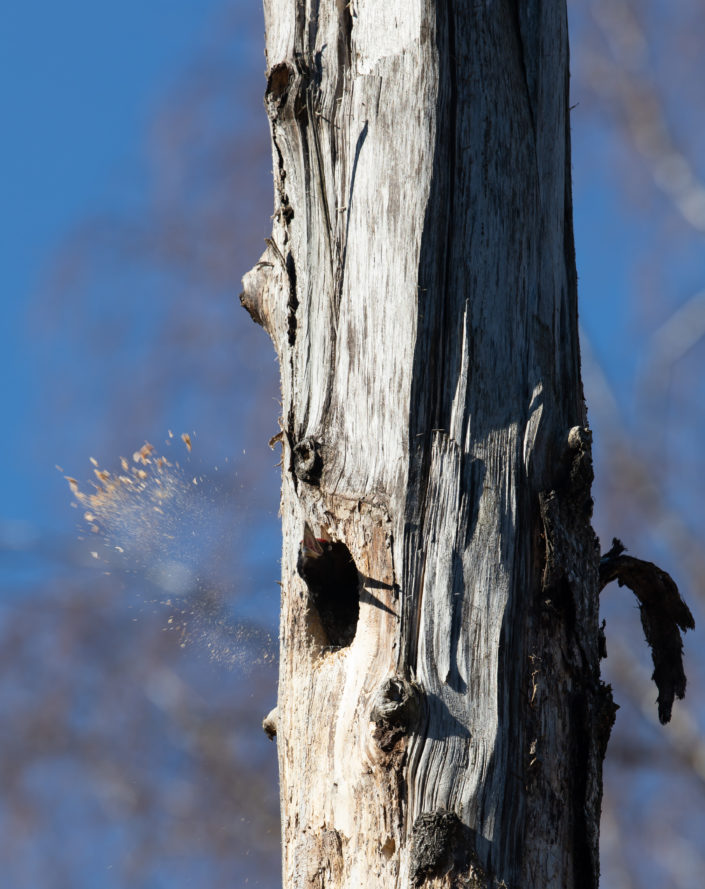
left=301, top=523, right=324, bottom=559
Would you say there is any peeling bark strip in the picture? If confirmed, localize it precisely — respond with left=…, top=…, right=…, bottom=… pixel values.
left=252, top=1, right=608, bottom=887
left=599, top=538, right=695, bottom=724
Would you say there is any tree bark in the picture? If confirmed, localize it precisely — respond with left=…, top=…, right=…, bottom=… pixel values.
left=243, top=2, right=611, bottom=887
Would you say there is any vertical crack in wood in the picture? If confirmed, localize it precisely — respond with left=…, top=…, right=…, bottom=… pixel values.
left=512, top=0, right=537, bottom=139
left=305, top=82, right=336, bottom=286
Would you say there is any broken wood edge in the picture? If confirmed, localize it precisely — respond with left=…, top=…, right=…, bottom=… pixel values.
left=262, top=706, right=278, bottom=741
left=599, top=537, right=695, bottom=724
left=239, top=239, right=290, bottom=338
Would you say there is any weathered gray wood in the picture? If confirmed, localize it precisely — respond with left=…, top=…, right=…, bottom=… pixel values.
left=244, top=2, right=610, bottom=886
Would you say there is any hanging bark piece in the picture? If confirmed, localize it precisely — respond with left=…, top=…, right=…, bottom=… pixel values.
left=599, top=538, right=695, bottom=724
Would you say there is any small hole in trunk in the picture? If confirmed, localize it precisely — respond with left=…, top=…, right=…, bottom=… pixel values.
left=297, top=530, right=359, bottom=648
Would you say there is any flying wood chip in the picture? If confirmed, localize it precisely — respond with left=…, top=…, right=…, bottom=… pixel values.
left=599, top=538, right=695, bottom=724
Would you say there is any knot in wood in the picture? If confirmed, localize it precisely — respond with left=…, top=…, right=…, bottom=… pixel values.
left=293, top=437, right=323, bottom=485
left=265, top=62, right=293, bottom=119
left=410, top=811, right=486, bottom=888
left=410, top=810, right=461, bottom=887
left=240, top=252, right=279, bottom=333
left=566, top=424, right=591, bottom=452
left=262, top=706, right=277, bottom=741
left=371, top=677, right=421, bottom=728
left=239, top=271, right=267, bottom=328
left=561, top=424, right=595, bottom=519
left=370, top=677, right=421, bottom=751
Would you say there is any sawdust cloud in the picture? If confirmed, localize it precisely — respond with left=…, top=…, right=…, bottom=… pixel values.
left=64, top=435, right=276, bottom=669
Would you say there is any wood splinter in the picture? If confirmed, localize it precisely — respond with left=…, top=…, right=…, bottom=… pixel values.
left=599, top=537, right=695, bottom=724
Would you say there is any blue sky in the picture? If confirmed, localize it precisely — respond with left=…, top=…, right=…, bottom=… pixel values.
left=1, top=1, right=237, bottom=534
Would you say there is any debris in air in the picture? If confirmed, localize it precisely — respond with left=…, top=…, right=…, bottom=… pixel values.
left=63, top=435, right=275, bottom=669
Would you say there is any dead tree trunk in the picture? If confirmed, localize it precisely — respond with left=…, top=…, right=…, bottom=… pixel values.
left=242, top=2, right=612, bottom=887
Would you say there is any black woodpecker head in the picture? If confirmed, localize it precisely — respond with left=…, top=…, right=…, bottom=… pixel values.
left=296, top=522, right=359, bottom=648
left=296, top=523, right=329, bottom=581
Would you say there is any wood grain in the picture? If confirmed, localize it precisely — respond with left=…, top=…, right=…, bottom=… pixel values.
left=246, top=2, right=607, bottom=886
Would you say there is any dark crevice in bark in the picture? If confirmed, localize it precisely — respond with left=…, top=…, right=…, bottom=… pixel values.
left=508, top=0, right=536, bottom=137
left=292, top=0, right=305, bottom=55
left=446, top=551, right=468, bottom=694
left=307, top=0, right=321, bottom=52
left=285, top=250, right=298, bottom=346
left=334, top=0, right=352, bottom=108
left=265, top=66, right=294, bottom=231
left=286, top=415, right=298, bottom=497
left=595, top=682, right=618, bottom=761
left=338, top=0, right=352, bottom=66
left=284, top=240, right=298, bottom=489
left=570, top=691, right=596, bottom=889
